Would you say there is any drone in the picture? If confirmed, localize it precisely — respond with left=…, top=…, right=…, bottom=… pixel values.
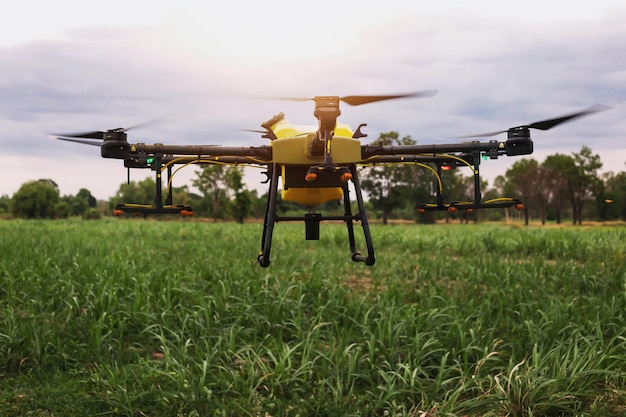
left=53, top=93, right=605, bottom=267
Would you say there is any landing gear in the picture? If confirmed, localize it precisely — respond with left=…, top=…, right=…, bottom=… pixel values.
left=257, top=163, right=375, bottom=267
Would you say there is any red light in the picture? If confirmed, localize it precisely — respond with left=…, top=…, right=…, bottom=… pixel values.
left=441, top=165, right=452, bottom=171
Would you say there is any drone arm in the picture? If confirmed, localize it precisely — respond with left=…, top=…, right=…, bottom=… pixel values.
left=361, top=138, right=532, bottom=159
left=362, top=141, right=488, bottom=157
left=159, top=155, right=270, bottom=166
left=137, top=144, right=272, bottom=159
left=107, top=144, right=273, bottom=162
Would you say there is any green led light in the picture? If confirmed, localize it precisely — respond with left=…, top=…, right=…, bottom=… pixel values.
left=146, top=157, right=155, bottom=164
left=481, top=154, right=489, bottom=161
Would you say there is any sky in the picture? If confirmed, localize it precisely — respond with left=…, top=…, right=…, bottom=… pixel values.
left=1, top=0, right=625, bottom=200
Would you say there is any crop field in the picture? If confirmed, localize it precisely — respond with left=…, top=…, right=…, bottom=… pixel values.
left=0, top=219, right=625, bottom=416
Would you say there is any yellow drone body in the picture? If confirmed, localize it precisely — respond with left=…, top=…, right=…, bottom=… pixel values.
left=269, top=118, right=361, bottom=206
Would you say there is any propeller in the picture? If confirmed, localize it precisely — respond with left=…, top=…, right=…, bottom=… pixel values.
left=51, top=116, right=168, bottom=141
left=341, top=91, right=438, bottom=106
left=51, top=130, right=110, bottom=140
left=50, top=136, right=103, bottom=146
left=240, top=129, right=267, bottom=134
left=458, top=105, right=610, bottom=138
left=272, top=90, right=438, bottom=106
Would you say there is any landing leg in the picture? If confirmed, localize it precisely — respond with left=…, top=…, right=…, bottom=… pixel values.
left=349, top=165, right=375, bottom=265
left=258, top=164, right=280, bottom=267
left=342, top=181, right=359, bottom=257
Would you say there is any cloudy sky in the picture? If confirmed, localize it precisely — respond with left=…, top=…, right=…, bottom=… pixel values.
left=1, top=0, right=625, bottom=200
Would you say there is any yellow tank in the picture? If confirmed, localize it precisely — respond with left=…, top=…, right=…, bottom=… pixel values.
left=269, top=119, right=358, bottom=206
left=282, top=186, right=343, bottom=206
left=272, top=133, right=361, bottom=164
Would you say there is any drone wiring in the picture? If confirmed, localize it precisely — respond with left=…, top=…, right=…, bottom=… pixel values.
left=162, top=157, right=267, bottom=197
left=360, top=160, right=444, bottom=194
left=362, top=152, right=474, bottom=170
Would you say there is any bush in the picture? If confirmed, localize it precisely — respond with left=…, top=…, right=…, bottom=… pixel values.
left=11, top=179, right=59, bottom=219
left=82, top=207, right=102, bottom=220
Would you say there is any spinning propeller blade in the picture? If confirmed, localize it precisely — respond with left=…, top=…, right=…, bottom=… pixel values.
left=458, top=105, right=610, bottom=138
left=271, top=90, right=438, bottom=106
left=51, top=116, right=169, bottom=140
left=51, top=136, right=103, bottom=146
left=340, top=91, right=438, bottom=106
left=51, top=130, right=108, bottom=140
left=526, top=105, right=609, bottom=130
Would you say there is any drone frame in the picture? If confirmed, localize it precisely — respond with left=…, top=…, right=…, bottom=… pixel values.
left=52, top=96, right=606, bottom=267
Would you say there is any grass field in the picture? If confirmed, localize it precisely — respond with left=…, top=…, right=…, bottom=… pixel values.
left=1, top=219, right=625, bottom=416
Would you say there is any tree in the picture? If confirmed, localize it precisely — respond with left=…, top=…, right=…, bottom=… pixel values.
left=55, top=188, right=98, bottom=218
left=233, top=190, right=254, bottom=223
left=0, top=194, right=11, bottom=215
left=192, top=165, right=243, bottom=221
left=11, top=179, right=60, bottom=219
left=55, top=199, right=71, bottom=218
left=109, top=177, right=158, bottom=209
left=68, top=194, right=87, bottom=216
left=505, top=158, right=540, bottom=225
left=542, top=154, right=576, bottom=224
left=534, top=164, right=551, bottom=225
left=76, top=188, right=97, bottom=209
left=599, top=170, right=626, bottom=221
left=228, top=168, right=255, bottom=223
left=570, top=146, right=603, bottom=225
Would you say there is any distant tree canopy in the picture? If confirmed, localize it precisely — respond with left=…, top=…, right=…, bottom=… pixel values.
left=12, top=179, right=60, bottom=219
left=8, top=180, right=100, bottom=219
left=57, top=188, right=98, bottom=218
left=502, top=146, right=607, bottom=225
left=109, top=177, right=159, bottom=208
left=0, top=194, right=11, bottom=214
left=192, top=165, right=254, bottom=221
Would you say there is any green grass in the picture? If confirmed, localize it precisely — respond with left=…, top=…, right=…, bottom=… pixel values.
left=0, top=219, right=625, bottom=416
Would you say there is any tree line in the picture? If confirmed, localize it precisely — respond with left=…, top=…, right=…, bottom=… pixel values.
left=3, top=132, right=625, bottom=225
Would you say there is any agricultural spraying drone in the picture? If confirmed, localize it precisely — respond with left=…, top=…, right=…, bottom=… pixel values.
left=52, top=93, right=605, bottom=266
